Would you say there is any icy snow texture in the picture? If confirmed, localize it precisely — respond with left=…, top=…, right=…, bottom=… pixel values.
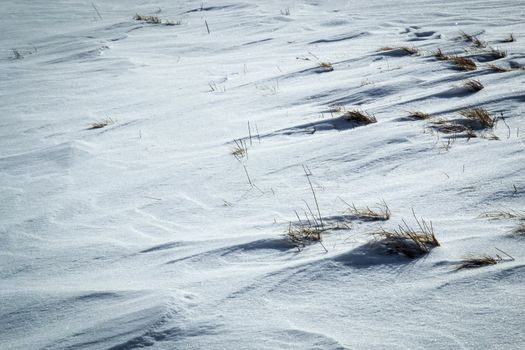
left=1, top=0, right=524, bottom=349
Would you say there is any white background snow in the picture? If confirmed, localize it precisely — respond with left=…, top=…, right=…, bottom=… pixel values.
left=1, top=0, right=524, bottom=349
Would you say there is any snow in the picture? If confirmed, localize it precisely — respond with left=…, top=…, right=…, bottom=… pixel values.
left=1, top=0, right=524, bottom=349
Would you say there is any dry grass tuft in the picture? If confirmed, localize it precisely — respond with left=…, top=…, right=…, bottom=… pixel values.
left=342, top=109, right=377, bottom=124
left=231, top=139, right=248, bottom=160
left=459, top=107, right=496, bottom=128
left=379, top=46, right=419, bottom=55
left=448, top=55, right=477, bottom=71
left=501, top=33, right=515, bottom=43
left=318, top=62, right=334, bottom=72
left=487, top=64, right=512, bottom=73
left=287, top=220, right=327, bottom=248
left=433, top=48, right=450, bottom=61
left=408, top=111, right=432, bottom=120
left=133, top=14, right=161, bottom=24
left=345, top=200, right=391, bottom=221
left=88, top=117, right=114, bottom=130
left=456, top=255, right=499, bottom=270
left=372, top=213, right=439, bottom=259
left=463, top=79, right=484, bottom=92
left=460, top=31, right=486, bottom=48
left=429, top=119, right=472, bottom=135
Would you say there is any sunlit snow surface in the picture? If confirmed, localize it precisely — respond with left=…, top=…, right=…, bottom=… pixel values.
left=1, top=0, right=524, bottom=349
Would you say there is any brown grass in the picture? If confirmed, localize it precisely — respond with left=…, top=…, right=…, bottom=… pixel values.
left=429, top=119, right=472, bottom=135
left=448, top=55, right=477, bottom=71
left=433, top=48, right=450, bottom=61
left=463, top=79, right=484, bottom=92
left=408, top=111, right=432, bottom=120
left=379, top=46, right=419, bottom=55
left=487, top=63, right=512, bottom=73
left=456, top=255, right=499, bottom=270
left=459, top=107, right=496, bottom=128
left=88, top=117, right=114, bottom=130
left=460, top=31, right=486, bottom=48
left=345, top=200, right=391, bottom=221
left=342, top=109, right=377, bottom=124
left=231, top=139, right=248, bottom=160
left=133, top=14, right=161, bottom=24
left=372, top=213, right=439, bottom=259
left=318, top=62, right=334, bottom=72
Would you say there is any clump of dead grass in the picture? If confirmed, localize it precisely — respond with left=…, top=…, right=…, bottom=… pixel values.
left=487, top=63, right=512, bottom=73
left=459, top=107, right=496, bottom=129
left=433, top=48, right=450, bottom=61
left=514, top=223, right=525, bottom=236
left=133, top=14, right=161, bottom=24
left=463, top=79, right=484, bottom=92
left=372, top=213, right=439, bottom=259
left=342, top=109, right=377, bottom=124
left=456, top=255, right=499, bottom=270
left=408, top=111, right=432, bottom=120
left=448, top=55, right=477, bottom=71
left=318, top=62, right=334, bottom=72
left=344, top=200, right=391, bottom=221
left=460, top=31, right=486, bottom=48
left=231, top=139, right=248, bottom=160
left=88, top=117, right=115, bottom=130
left=379, top=46, right=419, bottom=55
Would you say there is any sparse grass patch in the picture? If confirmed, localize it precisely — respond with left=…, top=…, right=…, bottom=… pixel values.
left=88, top=117, right=114, bottom=130
left=372, top=213, right=439, bottom=259
left=448, top=55, right=477, bottom=71
left=408, top=111, right=432, bottom=120
left=133, top=14, right=161, bottom=24
left=345, top=200, right=391, bottom=221
left=287, top=218, right=327, bottom=249
left=487, top=63, right=512, bottom=73
left=463, top=79, right=484, bottom=92
left=429, top=119, right=473, bottom=135
left=318, top=62, right=334, bottom=72
left=456, top=255, right=499, bottom=270
left=460, top=31, right=486, bottom=48
left=231, top=139, right=248, bottom=160
left=342, top=109, right=377, bottom=124
left=379, top=46, right=419, bottom=55
left=459, top=107, right=496, bottom=129
left=433, top=48, right=450, bottom=61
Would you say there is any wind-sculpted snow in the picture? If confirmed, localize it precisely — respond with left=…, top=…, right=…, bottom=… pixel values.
left=1, top=0, right=524, bottom=349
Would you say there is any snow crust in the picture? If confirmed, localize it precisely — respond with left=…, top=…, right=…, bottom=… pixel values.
left=1, top=0, right=524, bottom=348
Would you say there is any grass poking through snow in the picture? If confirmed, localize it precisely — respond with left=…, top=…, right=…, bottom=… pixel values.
left=342, top=109, right=377, bottom=124
left=463, top=79, right=484, bottom=92
left=459, top=107, right=496, bottom=129
left=88, top=117, right=114, bottom=130
left=456, top=255, right=499, bottom=270
left=407, top=111, right=432, bottom=120
left=372, top=212, right=439, bottom=259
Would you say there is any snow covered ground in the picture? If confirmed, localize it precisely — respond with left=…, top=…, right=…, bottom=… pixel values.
left=1, top=0, right=524, bottom=348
